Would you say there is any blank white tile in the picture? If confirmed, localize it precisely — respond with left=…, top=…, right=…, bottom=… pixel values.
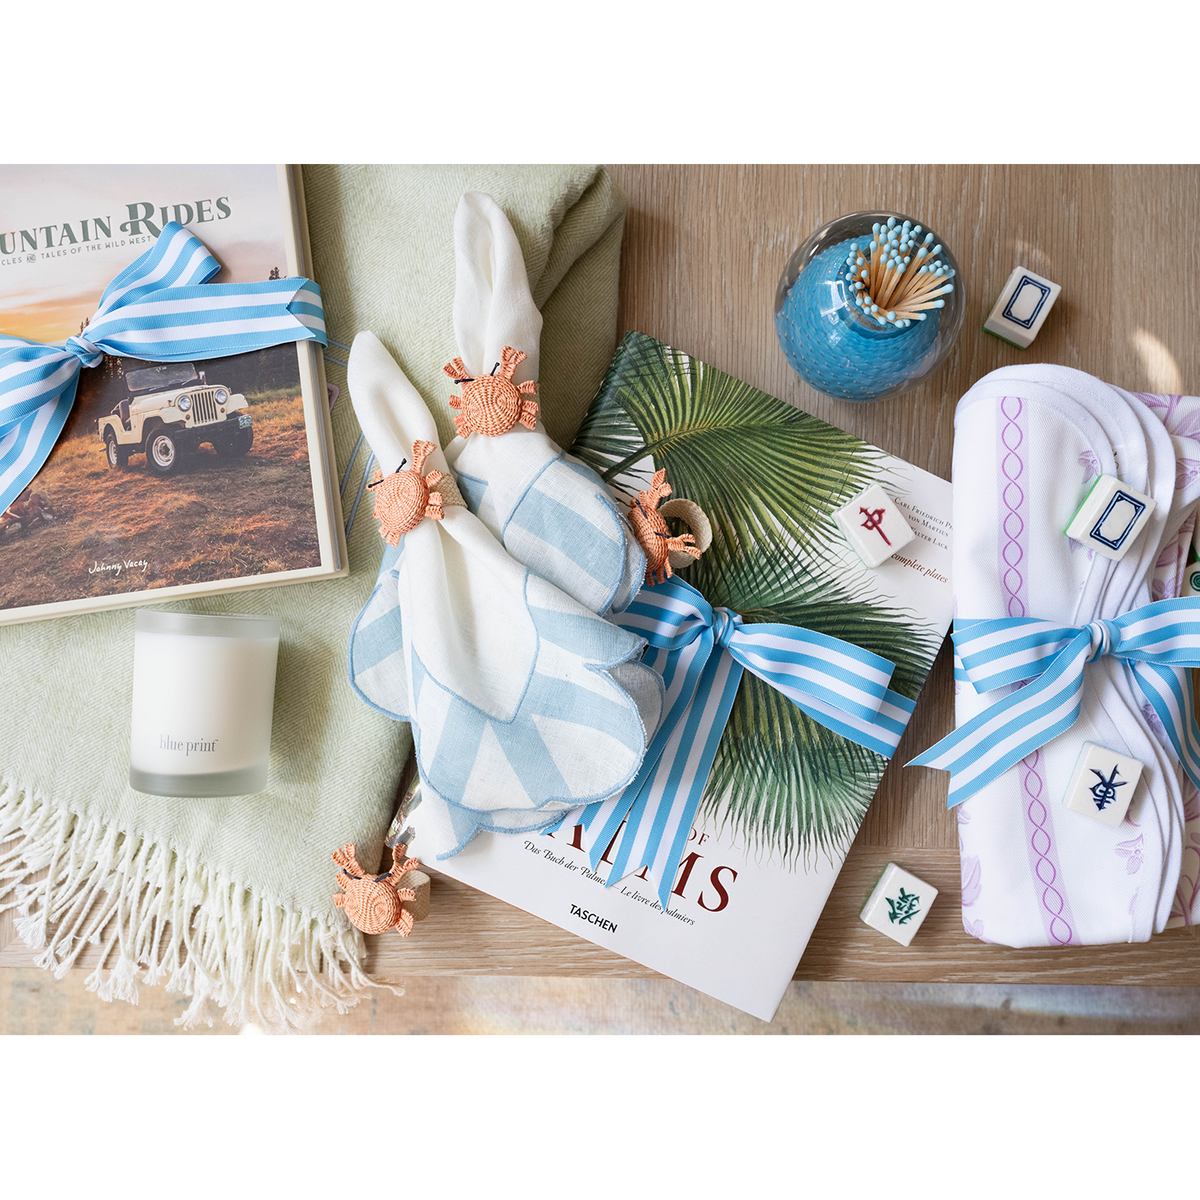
left=984, top=266, right=1062, bottom=348
left=1064, top=474, right=1156, bottom=561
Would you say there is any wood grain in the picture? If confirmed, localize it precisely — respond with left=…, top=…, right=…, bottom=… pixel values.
left=368, top=164, right=1200, bottom=986
left=6, top=166, right=1200, bottom=988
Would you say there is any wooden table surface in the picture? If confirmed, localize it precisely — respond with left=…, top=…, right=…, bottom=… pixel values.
left=364, top=164, right=1200, bottom=986
left=5, top=165, right=1199, bottom=991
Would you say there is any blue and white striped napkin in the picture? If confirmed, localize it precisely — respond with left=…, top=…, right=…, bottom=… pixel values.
left=346, top=331, right=662, bottom=860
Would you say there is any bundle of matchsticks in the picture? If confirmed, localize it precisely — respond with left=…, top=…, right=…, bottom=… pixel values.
left=843, top=216, right=956, bottom=328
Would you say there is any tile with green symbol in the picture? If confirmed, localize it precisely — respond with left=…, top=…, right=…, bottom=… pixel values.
left=860, top=862, right=937, bottom=946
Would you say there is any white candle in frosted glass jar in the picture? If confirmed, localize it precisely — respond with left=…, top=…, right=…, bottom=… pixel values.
left=129, top=610, right=281, bottom=797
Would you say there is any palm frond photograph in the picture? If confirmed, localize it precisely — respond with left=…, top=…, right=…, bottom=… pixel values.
left=573, top=332, right=887, bottom=576
left=697, top=548, right=942, bottom=702
left=702, top=672, right=886, bottom=868
left=570, top=331, right=947, bottom=869
left=695, top=546, right=941, bottom=868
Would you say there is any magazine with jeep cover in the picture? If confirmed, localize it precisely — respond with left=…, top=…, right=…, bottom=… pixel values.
left=0, top=165, right=346, bottom=625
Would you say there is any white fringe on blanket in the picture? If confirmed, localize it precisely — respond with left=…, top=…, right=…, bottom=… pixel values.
left=0, top=782, right=391, bottom=1032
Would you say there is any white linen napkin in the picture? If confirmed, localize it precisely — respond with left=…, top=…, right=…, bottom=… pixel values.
left=947, top=365, right=1200, bottom=946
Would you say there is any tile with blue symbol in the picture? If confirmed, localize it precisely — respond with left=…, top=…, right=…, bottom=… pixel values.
left=860, top=862, right=937, bottom=946
left=1063, top=742, right=1145, bottom=828
left=983, top=265, right=1061, bottom=348
left=1064, top=474, right=1156, bottom=561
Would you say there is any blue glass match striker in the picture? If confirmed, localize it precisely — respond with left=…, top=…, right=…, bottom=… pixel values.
left=774, top=210, right=964, bottom=403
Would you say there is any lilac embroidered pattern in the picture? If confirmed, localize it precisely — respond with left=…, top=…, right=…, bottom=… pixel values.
left=1020, top=749, right=1075, bottom=944
left=998, top=396, right=1029, bottom=618
left=1171, top=782, right=1200, bottom=925
left=1140, top=700, right=1168, bottom=746
left=963, top=917, right=992, bottom=943
left=996, top=395, right=1078, bottom=946
left=961, top=855, right=982, bottom=906
left=1114, top=835, right=1144, bottom=875
left=1136, top=392, right=1183, bottom=429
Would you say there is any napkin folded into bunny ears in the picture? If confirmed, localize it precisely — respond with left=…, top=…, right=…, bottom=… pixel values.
left=441, top=192, right=645, bottom=616
left=346, top=193, right=661, bottom=859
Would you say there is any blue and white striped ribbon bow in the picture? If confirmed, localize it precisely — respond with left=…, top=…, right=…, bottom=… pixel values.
left=0, top=221, right=326, bottom=513
left=910, top=598, right=1200, bottom=807
left=553, top=575, right=914, bottom=911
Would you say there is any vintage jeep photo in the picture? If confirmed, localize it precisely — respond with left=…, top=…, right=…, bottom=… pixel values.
left=97, top=362, right=253, bottom=475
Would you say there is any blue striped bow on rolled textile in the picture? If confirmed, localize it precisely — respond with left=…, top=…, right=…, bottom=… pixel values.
left=909, top=598, right=1200, bottom=808
left=547, top=574, right=915, bottom=912
left=0, top=221, right=326, bottom=513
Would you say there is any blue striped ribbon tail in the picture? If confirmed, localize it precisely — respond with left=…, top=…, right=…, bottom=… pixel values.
left=559, top=575, right=905, bottom=912
left=0, top=221, right=326, bottom=513
left=909, top=598, right=1200, bottom=807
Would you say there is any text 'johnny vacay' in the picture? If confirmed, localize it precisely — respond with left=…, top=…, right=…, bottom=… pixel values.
left=89, top=559, right=148, bottom=576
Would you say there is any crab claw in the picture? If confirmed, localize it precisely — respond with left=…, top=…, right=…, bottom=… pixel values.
left=499, top=346, right=527, bottom=379
left=410, top=439, right=437, bottom=474
left=388, top=845, right=422, bottom=885
left=332, top=843, right=366, bottom=877
left=443, top=356, right=470, bottom=381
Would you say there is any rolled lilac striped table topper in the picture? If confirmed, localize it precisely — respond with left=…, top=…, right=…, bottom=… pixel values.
left=923, top=369, right=1200, bottom=946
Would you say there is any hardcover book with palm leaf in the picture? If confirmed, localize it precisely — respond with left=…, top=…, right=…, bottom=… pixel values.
left=425, top=332, right=953, bottom=1020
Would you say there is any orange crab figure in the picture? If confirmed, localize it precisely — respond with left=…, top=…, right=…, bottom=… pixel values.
left=370, top=439, right=444, bottom=545
left=332, top=842, right=423, bottom=936
left=444, top=345, right=539, bottom=438
left=629, top=468, right=701, bottom=587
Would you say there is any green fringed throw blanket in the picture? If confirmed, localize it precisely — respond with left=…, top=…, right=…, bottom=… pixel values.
left=0, top=164, right=626, bottom=1030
